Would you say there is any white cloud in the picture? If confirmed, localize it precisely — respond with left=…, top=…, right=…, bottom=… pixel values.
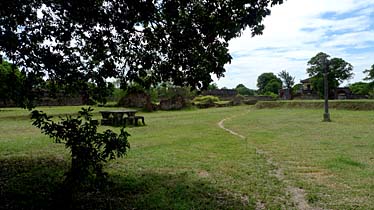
left=215, top=0, right=374, bottom=89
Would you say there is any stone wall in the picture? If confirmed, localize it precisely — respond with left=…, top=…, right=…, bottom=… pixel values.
left=118, top=92, right=153, bottom=110
left=202, top=89, right=238, bottom=99
left=245, top=96, right=275, bottom=101
left=0, top=96, right=84, bottom=107
left=159, top=95, right=190, bottom=110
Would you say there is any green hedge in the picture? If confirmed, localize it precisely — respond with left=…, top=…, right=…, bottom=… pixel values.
left=255, top=100, right=374, bottom=110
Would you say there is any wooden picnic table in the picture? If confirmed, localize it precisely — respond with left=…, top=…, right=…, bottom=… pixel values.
left=99, top=110, right=138, bottom=126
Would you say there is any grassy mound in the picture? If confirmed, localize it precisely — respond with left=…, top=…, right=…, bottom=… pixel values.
left=255, top=100, right=374, bottom=110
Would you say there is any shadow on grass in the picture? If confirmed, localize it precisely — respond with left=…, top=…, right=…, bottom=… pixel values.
left=0, top=157, right=252, bottom=210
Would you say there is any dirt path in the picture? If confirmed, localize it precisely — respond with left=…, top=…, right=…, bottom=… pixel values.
left=218, top=115, right=322, bottom=210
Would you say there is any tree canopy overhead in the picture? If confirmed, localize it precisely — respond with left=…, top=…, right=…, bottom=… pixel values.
left=0, top=0, right=283, bottom=108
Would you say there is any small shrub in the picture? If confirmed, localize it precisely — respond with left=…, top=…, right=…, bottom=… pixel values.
left=31, top=107, right=130, bottom=188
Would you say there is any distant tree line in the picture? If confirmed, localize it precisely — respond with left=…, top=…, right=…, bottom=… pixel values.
left=349, top=64, right=374, bottom=97
left=0, top=59, right=24, bottom=105
left=255, top=53, right=374, bottom=99
left=0, top=58, right=115, bottom=106
left=128, top=53, right=374, bottom=100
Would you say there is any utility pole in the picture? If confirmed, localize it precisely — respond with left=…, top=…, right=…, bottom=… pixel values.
left=323, top=58, right=331, bottom=122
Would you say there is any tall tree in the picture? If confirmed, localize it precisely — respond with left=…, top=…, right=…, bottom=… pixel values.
left=307, top=52, right=353, bottom=97
left=278, top=70, right=294, bottom=89
left=0, top=0, right=283, bottom=109
left=363, top=64, right=374, bottom=81
left=257, top=72, right=282, bottom=94
left=362, top=64, right=374, bottom=97
left=0, top=59, right=25, bottom=105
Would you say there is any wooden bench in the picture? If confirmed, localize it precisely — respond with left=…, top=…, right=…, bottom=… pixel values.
left=134, top=116, right=145, bottom=126
left=100, top=110, right=137, bottom=126
left=124, top=116, right=145, bottom=126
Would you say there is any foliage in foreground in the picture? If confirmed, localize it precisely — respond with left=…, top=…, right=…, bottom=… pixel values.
left=31, top=107, right=130, bottom=187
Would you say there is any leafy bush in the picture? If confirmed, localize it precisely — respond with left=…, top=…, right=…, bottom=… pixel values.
left=31, top=107, right=130, bottom=188
left=235, top=84, right=255, bottom=96
left=369, top=91, right=374, bottom=99
left=152, top=83, right=196, bottom=102
left=264, top=91, right=279, bottom=99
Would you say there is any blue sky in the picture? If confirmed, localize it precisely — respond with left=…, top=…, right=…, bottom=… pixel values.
left=214, top=0, right=374, bottom=89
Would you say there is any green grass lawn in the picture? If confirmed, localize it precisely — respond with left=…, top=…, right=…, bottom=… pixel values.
left=224, top=108, right=374, bottom=210
left=0, top=105, right=373, bottom=209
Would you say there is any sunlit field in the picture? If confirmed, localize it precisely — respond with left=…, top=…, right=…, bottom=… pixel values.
left=0, top=105, right=373, bottom=209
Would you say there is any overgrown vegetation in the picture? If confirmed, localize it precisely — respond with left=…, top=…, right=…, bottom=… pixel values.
left=150, top=83, right=196, bottom=103
left=192, top=95, right=220, bottom=108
